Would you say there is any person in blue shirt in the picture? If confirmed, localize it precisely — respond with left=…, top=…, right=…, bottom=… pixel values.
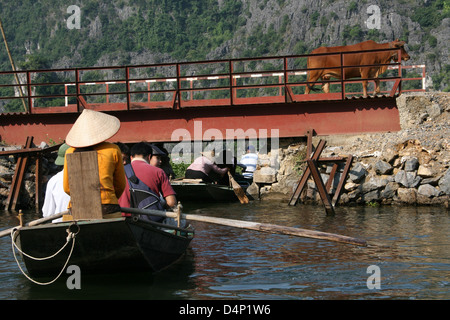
left=240, top=145, right=258, bottom=181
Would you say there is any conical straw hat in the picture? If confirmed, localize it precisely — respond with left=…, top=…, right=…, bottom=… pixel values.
left=65, top=109, right=120, bottom=148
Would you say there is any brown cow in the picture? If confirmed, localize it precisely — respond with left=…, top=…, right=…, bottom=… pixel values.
left=305, top=39, right=410, bottom=97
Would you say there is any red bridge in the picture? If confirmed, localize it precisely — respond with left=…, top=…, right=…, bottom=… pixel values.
left=0, top=50, right=425, bottom=145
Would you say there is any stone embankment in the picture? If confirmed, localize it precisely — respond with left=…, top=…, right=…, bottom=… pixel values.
left=248, top=92, right=450, bottom=208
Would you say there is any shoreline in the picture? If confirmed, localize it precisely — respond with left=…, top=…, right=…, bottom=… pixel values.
left=248, top=92, right=450, bottom=208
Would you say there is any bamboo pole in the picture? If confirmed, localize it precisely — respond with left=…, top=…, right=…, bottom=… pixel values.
left=0, top=211, right=68, bottom=238
left=0, top=17, right=27, bottom=112
left=121, top=207, right=367, bottom=246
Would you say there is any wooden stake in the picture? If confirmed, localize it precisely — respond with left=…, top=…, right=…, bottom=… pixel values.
left=289, top=139, right=326, bottom=206
left=307, top=159, right=335, bottom=215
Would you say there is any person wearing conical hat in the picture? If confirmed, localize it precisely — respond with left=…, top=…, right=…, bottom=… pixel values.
left=62, top=109, right=126, bottom=218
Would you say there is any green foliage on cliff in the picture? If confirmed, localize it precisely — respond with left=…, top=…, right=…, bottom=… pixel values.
left=411, top=0, right=450, bottom=29
left=0, top=0, right=448, bottom=95
left=0, top=0, right=245, bottom=70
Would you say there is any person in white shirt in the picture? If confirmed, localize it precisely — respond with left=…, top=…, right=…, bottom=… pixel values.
left=42, top=143, right=71, bottom=222
left=240, top=145, right=258, bottom=180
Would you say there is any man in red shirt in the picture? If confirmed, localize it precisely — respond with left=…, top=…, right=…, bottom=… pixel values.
left=119, top=142, right=177, bottom=212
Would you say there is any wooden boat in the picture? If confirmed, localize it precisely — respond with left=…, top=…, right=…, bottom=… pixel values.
left=12, top=216, right=194, bottom=278
left=8, top=151, right=195, bottom=279
left=171, top=179, right=250, bottom=202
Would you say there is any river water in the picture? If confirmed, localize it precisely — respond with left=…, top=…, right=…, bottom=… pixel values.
left=0, top=201, right=448, bottom=300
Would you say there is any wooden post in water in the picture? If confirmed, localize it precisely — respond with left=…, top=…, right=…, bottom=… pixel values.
left=307, top=158, right=335, bottom=214
left=289, top=139, right=326, bottom=206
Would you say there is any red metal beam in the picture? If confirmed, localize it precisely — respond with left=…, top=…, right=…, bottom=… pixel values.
left=0, top=96, right=400, bottom=145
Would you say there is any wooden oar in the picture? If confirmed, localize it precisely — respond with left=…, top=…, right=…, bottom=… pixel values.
left=228, top=172, right=249, bottom=204
left=120, top=207, right=367, bottom=246
left=0, top=211, right=68, bottom=238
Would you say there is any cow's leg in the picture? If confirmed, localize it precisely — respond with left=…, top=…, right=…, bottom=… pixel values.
left=322, top=75, right=330, bottom=93
left=360, top=69, right=369, bottom=98
left=362, top=80, right=368, bottom=98
left=374, top=79, right=381, bottom=95
left=305, top=83, right=311, bottom=94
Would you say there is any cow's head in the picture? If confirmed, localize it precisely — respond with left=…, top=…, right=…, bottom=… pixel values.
left=390, top=39, right=410, bottom=61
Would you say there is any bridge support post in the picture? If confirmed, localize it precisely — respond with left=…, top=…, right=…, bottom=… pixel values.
left=307, top=158, right=335, bottom=215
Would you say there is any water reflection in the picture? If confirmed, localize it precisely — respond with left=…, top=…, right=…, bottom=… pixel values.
left=0, top=202, right=449, bottom=300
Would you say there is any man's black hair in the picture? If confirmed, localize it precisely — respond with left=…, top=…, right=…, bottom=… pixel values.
left=130, top=142, right=153, bottom=158
left=115, top=142, right=130, bottom=156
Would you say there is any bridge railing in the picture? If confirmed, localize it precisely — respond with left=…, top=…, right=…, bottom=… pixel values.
left=0, top=48, right=424, bottom=115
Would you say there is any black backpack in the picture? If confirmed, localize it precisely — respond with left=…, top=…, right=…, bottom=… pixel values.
left=124, top=163, right=165, bottom=222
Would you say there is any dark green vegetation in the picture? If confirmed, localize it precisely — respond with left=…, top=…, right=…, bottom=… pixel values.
left=0, top=0, right=245, bottom=69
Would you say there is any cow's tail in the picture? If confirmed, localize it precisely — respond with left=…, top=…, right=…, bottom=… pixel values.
left=306, top=69, right=320, bottom=92
left=306, top=83, right=320, bottom=91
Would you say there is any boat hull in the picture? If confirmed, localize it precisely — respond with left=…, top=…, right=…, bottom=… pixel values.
left=171, top=182, right=245, bottom=202
left=14, top=217, right=193, bottom=278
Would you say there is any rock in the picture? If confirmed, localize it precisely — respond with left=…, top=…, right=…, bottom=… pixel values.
left=392, top=158, right=402, bottom=168
left=362, top=190, right=380, bottom=202
left=381, top=182, right=400, bottom=199
left=426, top=102, right=442, bottom=118
left=305, top=187, right=316, bottom=200
left=421, top=175, right=442, bottom=186
left=39, top=141, right=49, bottom=149
left=361, top=180, right=378, bottom=193
left=0, top=165, right=13, bottom=176
left=417, top=184, right=439, bottom=198
left=404, top=157, right=419, bottom=171
left=320, top=173, right=329, bottom=185
left=347, top=187, right=361, bottom=201
left=375, top=160, right=393, bottom=175
left=394, top=170, right=422, bottom=188
left=307, top=180, right=316, bottom=190
left=338, top=193, right=350, bottom=204
left=0, top=188, right=9, bottom=197
left=417, top=164, right=434, bottom=178
left=382, top=148, right=398, bottom=164
left=374, top=176, right=390, bottom=188
left=253, top=166, right=277, bottom=184
left=397, top=188, right=417, bottom=204
left=348, top=162, right=367, bottom=183
left=344, top=182, right=359, bottom=191
left=438, top=168, right=450, bottom=195
left=361, top=177, right=388, bottom=193
left=246, top=182, right=259, bottom=197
